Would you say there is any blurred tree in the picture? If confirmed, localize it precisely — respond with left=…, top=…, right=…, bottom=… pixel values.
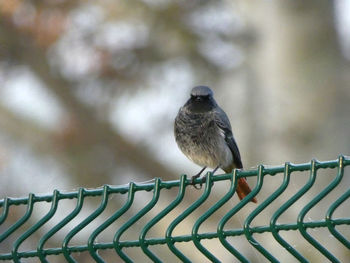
left=0, top=0, right=250, bottom=192
left=238, top=0, right=350, bottom=164
left=0, top=0, right=348, bottom=194
left=0, top=0, right=349, bottom=262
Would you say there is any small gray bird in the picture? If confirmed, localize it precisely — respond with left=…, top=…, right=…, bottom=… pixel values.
left=174, top=86, right=257, bottom=203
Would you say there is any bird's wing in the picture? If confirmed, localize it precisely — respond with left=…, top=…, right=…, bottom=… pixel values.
left=213, top=107, right=243, bottom=169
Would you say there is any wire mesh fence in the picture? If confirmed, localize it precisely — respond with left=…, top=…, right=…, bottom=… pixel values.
left=0, top=156, right=349, bottom=262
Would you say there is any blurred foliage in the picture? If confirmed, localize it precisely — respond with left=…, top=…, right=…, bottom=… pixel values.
left=0, top=0, right=348, bottom=192
left=0, top=0, right=349, bottom=261
left=0, top=0, right=251, bottom=192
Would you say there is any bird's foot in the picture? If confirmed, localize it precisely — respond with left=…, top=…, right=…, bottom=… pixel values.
left=192, top=166, right=218, bottom=189
left=191, top=174, right=206, bottom=189
left=191, top=174, right=214, bottom=189
left=190, top=166, right=207, bottom=189
left=191, top=174, right=201, bottom=189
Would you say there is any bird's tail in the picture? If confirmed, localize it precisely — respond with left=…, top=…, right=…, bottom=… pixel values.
left=236, top=178, right=257, bottom=203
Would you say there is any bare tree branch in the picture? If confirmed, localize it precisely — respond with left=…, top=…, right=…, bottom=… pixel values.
left=0, top=20, right=178, bottom=185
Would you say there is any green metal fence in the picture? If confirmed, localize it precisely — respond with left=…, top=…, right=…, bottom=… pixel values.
left=0, top=156, right=349, bottom=262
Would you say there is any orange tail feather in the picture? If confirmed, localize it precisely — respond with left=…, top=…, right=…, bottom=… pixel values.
left=236, top=178, right=257, bottom=203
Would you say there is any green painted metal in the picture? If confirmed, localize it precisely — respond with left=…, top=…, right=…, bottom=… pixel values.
left=0, top=156, right=349, bottom=262
left=270, top=162, right=307, bottom=263
left=326, top=187, right=350, bottom=249
left=0, top=194, right=35, bottom=244
left=141, top=174, right=187, bottom=263
left=38, top=188, right=85, bottom=262
left=12, top=190, right=60, bottom=263
left=297, top=157, right=344, bottom=263
left=114, top=178, right=162, bottom=262
left=217, top=169, right=249, bottom=263
left=89, top=182, right=135, bottom=262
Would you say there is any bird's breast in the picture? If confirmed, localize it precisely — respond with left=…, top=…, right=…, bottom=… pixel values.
left=174, top=111, right=233, bottom=169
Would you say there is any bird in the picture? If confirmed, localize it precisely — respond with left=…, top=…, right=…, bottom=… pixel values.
left=174, top=86, right=257, bottom=203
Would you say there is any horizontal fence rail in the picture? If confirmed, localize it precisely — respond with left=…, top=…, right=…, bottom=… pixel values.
left=0, top=156, right=349, bottom=262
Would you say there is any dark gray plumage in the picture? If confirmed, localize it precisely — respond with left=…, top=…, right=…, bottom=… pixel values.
left=174, top=86, right=257, bottom=203
left=174, top=86, right=241, bottom=172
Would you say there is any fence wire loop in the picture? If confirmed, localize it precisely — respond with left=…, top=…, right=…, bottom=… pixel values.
left=0, top=156, right=349, bottom=262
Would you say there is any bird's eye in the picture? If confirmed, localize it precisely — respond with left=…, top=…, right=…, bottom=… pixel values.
left=191, top=95, right=209, bottom=101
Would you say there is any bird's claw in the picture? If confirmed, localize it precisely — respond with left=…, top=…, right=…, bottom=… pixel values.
left=191, top=176, right=207, bottom=189
left=191, top=174, right=200, bottom=188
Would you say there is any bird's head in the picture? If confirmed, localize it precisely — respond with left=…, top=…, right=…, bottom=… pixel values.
left=185, top=86, right=217, bottom=113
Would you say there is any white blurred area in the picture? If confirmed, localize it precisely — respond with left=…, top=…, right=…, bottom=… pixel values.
left=335, top=0, right=350, bottom=59
left=0, top=1, right=349, bottom=262
left=0, top=67, right=64, bottom=130
left=0, top=0, right=349, bottom=197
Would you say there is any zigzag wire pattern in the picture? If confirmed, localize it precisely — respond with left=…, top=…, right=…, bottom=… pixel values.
left=0, top=156, right=349, bottom=262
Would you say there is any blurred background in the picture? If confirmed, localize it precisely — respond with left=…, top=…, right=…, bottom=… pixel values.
left=0, top=0, right=350, bottom=195
left=0, top=0, right=349, bottom=262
